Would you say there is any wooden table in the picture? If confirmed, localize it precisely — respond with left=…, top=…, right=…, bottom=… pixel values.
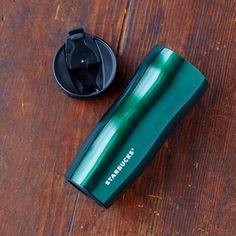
left=1, top=1, right=236, bottom=235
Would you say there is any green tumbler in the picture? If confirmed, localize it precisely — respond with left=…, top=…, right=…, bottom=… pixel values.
left=65, top=46, right=208, bottom=208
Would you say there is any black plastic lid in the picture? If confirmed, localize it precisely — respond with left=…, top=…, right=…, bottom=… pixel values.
left=53, top=28, right=117, bottom=98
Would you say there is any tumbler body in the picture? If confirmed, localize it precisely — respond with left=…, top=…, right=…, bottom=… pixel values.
left=65, top=46, right=208, bottom=207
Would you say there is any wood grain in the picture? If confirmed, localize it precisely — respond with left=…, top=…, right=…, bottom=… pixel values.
left=0, top=0, right=236, bottom=235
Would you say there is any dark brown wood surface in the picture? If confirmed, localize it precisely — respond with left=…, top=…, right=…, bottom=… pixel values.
left=1, top=0, right=236, bottom=235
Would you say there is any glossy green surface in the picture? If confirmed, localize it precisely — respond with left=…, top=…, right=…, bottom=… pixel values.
left=66, top=46, right=208, bottom=207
